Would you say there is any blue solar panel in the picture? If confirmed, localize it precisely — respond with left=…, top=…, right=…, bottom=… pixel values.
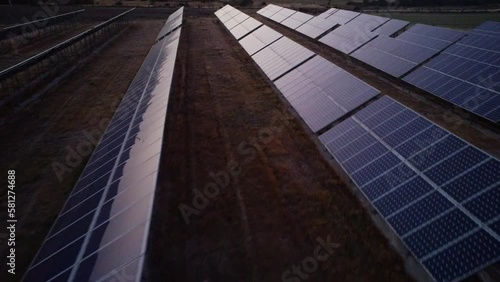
left=319, top=96, right=500, bottom=281
left=396, top=23, right=466, bottom=50
left=423, top=230, right=500, bottom=282
left=403, top=209, right=477, bottom=258
left=473, top=21, right=500, bottom=38
left=374, top=176, right=433, bottom=217
left=23, top=18, right=182, bottom=281
left=403, top=23, right=500, bottom=123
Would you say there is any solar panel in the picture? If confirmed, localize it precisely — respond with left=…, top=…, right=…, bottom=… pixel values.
left=324, top=9, right=360, bottom=26
left=251, top=36, right=315, bottom=81
left=258, top=4, right=283, bottom=18
left=229, top=17, right=263, bottom=40
left=345, top=13, right=389, bottom=31
left=396, top=23, right=466, bottom=50
left=269, top=7, right=296, bottom=23
left=274, top=56, right=380, bottom=132
left=403, top=29, right=500, bottom=123
left=281, top=11, right=314, bottom=30
left=351, top=35, right=440, bottom=77
left=372, top=18, right=409, bottom=37
left=23, top=25, right=182, bottom=282
left=156, top=6, right=183, bottom=42
left=473, top=21, right=500, bottom=37
left=214, top=4, right=233, bottom=18
left=319, top=95, right=500, bottom=282
left=316, top=8, right=338, bottom=19
left=239, top=25, right=283, bottom=56
left=319, top=25, right=378, bottom=54
left=295, top=15, right=340, bottom=39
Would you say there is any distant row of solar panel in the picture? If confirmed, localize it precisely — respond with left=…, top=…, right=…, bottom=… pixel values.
left=403, top=22, right=500, bottom=123
left=258, top=5, right=500, bottom=123
left=257, top=4, right=409, bottom=44
left=319, top=96, right=500, bottom=282
left=23, top=8, right=184, bottom=282
left=217, top=5, right=380, bottom=133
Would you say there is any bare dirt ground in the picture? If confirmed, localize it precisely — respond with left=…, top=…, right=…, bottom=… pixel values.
left=254, top=13, right=500, bottom=158
left=0, top=20, right=163, bottom=281
left=148, top=17, right=411, bottom=282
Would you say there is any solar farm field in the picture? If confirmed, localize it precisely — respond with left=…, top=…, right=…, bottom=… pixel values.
left=0, top=3, right=499, bottom=282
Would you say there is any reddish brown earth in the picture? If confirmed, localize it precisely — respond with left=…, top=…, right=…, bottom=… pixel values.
left=148, top=17, right=411, bottom=282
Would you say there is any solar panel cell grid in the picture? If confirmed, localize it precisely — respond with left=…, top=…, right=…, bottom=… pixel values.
left=229, top=17, right=263, bottom=40
left=269, top=8, right=296, bottom=23
left=239, top=25, right=283, bottom=56
left=274, top=56, right=379, bottom=132
left=281, top=12, right=314, bottom=30
left=251, top=36, right=314, bottom=81
left=319, top=96, right=500, bottom=281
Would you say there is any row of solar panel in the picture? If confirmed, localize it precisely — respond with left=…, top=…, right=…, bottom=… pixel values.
left=23, top=8, right=184, bottom=282
left=216, top=5, right=380, bottom=133
left=224, top=6, right=500, bottom=281
left=258, top=5, right=500, bottom=123
left=319, top=96, right=500, bottom=282
left=403, top=22, right=500, bottom=123
left=257, top=5, right=465, bottom=77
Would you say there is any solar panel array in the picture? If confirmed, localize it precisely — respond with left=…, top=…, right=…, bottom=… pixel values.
left=403, top=21, right=500, bottom=123
left=319, top=96, right=500, bottom=282
left=352, top=25, right=466, bottom=77
left=220, top=5, right=500, bottom=280
left=23, top=8, right=183, bottom=282
left=216, top=5, right=380, bottom=133
left=156, top=7, right=183, bottom=42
